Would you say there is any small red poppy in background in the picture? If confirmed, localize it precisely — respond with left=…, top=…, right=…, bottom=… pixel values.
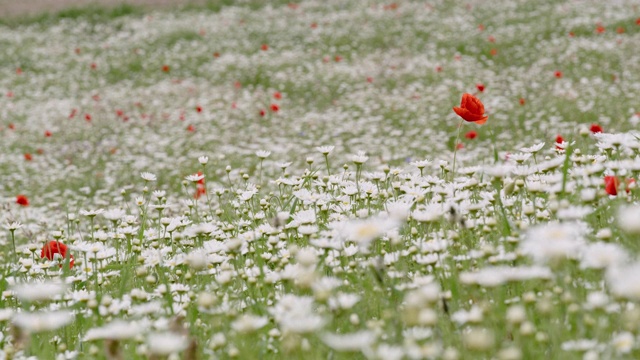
left=604, top=176, right=619, bottom=196
left=196, top=105, right=203, bottom=113
left=453, top=93, right=488, bottom=125
left=186, top=124, right=195, bottom=132
left=44, top=130, right=52, bottom=137
left=41, top=241, right=74, bottom=268
left=569, top=31, right=575, bottom=37
left=69, top=108, right=77, bottom=119
left=456, top=143, right=464, bottom=150
left=596, top=25, right=605, bottom=34
left=24, top=153, right=32, bottom=161
left=617, top=27, right=625, bottom=34
left=259, top=109, right=266, bottom=117
left=465, top=130, right=477, bottom=139
left=195, top=171, right=206, bottom=199
left=270, top=103, right=279, bottom=112
left=85, top=114, right=92, bottom=122
left=273, top=92, right=282, bottom=100
left=16, top=68, right=22, bottom=75
left=555, top=135, right=565, bottom=150
left=519, top=98, right=526, bottom=106
left=489, top=48, right=498, bottom=56
left=16, top=195, right=29, bottom=206
left=487, top=35, right=495, bottom=43
left=554, top=71, right=563, bottom=78
left=261, top=44, right=269, bottom=51
left=162, top=65, right=170, bottom=72
left=90, top=63, right=97, bottom=70
left=590, top=124, right=603, bottom=133
left=476, top=83, right=485, bottom=92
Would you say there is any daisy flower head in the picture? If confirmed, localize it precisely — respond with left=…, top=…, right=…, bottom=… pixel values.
left=140, top=172, right=157, bottom=182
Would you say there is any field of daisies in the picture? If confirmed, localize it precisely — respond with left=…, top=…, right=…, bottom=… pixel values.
left=1, top=0, right=640, bottom=359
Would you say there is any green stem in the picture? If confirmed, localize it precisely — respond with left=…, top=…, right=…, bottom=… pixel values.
left=324, top=155, right=331, bottom=176
left=451, top=119, right=464, bottom=182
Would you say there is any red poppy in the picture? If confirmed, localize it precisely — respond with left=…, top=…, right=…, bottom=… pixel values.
left=487, top=35, right=495, bottom=43
left=24, top=153, right=32, bottom=161
left=476, top=83, right=485, bottom=92
left=489, top=48, right=498, bottom=56
left=16, top=68, right=22, bottom=75
left=590, top=124, right=603, bottom=133
left=383, top=3, right=398, bottom=10
left=637, top=18, right=640, bottom=25
left=617, top=27, right=625, bottom=34
left=16, top=195, right=29, bottom=206
left=45, top=130, right=52, bottom=137
left=596, top=25, right=605, bottom=34
left=259, top=109, right=266, bottom=117
left=270, top=104, right=279, bottom=112
left=605, top=176, right=619, bottom=196
left=162, top=65, right=170, bottom=72
left=195, top=171, right=206, bottom=199
left=554, top=71, right=563, bottom=78
left=186, top=124, right=195, bottom=132
left=213, top=52, right=220, bottom=58
left=555, top=135, right=564, bottom=150
left=334, top=55, right=342, bottom=62
left=41, top=241, right=74, bottom=268
left=453, top=93, right=488, bottom=125
left=196, top=105, right=203, bottom=113
left=273, top=92, right=282, bottom=100
left=519, top=98, right=525, bottom=106
left=69, top=109, right=77, bottom=119
left=90, top=63, right=97, bottom=70
left=456, top=143, right=464, bottom=150
left=465, top=130, right=477, bottom=139
left=569, top=31, right=575, bottom=37
left=85, top=114, right=92, bottom=122
left=261, top=44, right=269, bottom=51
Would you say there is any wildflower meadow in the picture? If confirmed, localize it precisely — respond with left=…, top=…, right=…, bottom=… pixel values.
left=2, top=0, right=640, bottom=359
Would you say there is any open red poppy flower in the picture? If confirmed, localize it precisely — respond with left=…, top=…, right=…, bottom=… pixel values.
left=41, top=241, right=74, bottom=268
left=453, top=93, right=488, bottom=125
